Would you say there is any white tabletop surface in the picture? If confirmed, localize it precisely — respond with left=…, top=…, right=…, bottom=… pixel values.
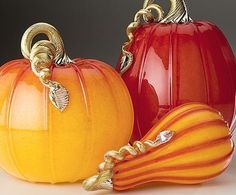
left=1, top=135, right=236, bottom=195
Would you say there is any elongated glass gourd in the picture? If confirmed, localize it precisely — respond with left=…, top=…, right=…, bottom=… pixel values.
left=83, top=103, right=234, bottom=191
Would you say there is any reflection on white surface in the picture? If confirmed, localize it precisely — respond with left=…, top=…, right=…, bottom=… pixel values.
left=0, top=155, right=235, bottom=195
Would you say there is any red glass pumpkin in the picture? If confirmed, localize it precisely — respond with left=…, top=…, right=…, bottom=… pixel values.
left=116, top=0, right=236, bottom=141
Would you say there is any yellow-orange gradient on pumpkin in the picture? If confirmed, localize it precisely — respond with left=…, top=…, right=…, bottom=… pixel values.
left=113, top=103, right=234, bottom=191
left=0, top=58, right=134, bottom=183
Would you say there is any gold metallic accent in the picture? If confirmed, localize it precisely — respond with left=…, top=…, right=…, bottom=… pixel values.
left=144, top=0, right=192, bottom=23
left=83, top=130, right=175, bottom=191
left=164, top=0, right=192, bottom=23
left=21, top=23, right=71, bottom=112
left=120, top=0, right=193, bottom=74
left=120, top=4, right=164, bottom=74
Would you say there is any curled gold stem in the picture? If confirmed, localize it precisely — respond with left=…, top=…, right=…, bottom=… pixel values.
left=119, top=0, right=192, bottom=74
left=21, top=23, right=71, bottom=111
left=83, top=130, right=175, bottom=191
left=22, top=23, right=61, bottom=62
left=119, top=4, right=164, bottom=74
left=161, top=0, right=192, bottom=23
left=143, top=0, right=154, bottom=9
left=144, top=0, right=192, bottom=23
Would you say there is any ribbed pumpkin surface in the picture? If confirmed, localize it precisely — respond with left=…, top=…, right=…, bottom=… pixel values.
left=0, top=58, right=134, bottom=183
left=116, top=22, right=236, bottom=141
left=113, top=103, right=234, bottom=191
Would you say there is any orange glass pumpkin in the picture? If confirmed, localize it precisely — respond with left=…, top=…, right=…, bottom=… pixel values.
left=83, top=103, right=234, bottom=191
left=116, top=0, right=236, bottom=141
left=0, top=23, right=134, bottom=183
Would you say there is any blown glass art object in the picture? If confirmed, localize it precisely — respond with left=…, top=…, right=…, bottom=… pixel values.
left=116, top=0, right=236, bottom=141
left=0, top=23, right=134, bottom=183
left=83, top=103, right=234, bottom=191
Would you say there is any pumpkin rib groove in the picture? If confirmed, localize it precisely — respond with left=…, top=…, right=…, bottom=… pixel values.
left=88, top=62, right=134, bottom=146
left=192, top=23, right=211, bottom=106
left=114, top=146, right=233, bottom=181
left=43, top=77, right=48, bottom=132
left=71, top=64, right=93, bottom=181
left=203, top=22, right=235, bottom=91
left=6, top=65, right=31, bottom=181
left=195, top=22, right=235, bottom=125
left=170, top=119, right=227, bottom=140
left=114, top=133, right=230, bottom=174
left=1, top=56, right=134, bottom=182
left=48, top=65, right=57, bottom=183
left=72, top=58, right=82, bottom=64
left=0, top=60, right=26, bottom=76
left=144, top=106, right=220, bottom=140
left=91, top=62, right=134, bottom=140
left=168, top=23, right=174, bottom=111
left=148, top=108, right=220, bottom=140
left=113, top=168, right=227, bottom=190
left=162, top=103, right=218, bottom=117
left=208, top=22, right=236, bottom=126
left=72, top=64, right=91, bottom=116
left=43, top=72, right=50, bottom=182
left=205, top=22, right=235, bottom=100
left=152, top=103, right=216, bottom=122
left=87, top=63, right=121, bottom=134
left=79, top=60, right=132, bottom=126
left=117, top=18, right=236, bottom=142
left=137, top=24, right=159, bottom=139
left=200, top=22, right=235, bottom=126
left=173, top=23, right=179, bottom=107
left=138, top=24, right=161, bottom=94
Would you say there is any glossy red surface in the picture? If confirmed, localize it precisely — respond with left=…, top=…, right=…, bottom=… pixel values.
left=116, top=21, right=236, bottom=141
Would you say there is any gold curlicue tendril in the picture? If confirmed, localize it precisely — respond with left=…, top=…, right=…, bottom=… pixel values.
left=83, top=130, right=175, bottom=191
left=120, top=0, right=193, bottom=74
left=21, top=23, right=72, bottom=112
left=120, top=2, right=164, bottom=74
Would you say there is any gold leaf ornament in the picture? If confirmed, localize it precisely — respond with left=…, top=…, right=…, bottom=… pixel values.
left=49, top=81, right=69, bottom=112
